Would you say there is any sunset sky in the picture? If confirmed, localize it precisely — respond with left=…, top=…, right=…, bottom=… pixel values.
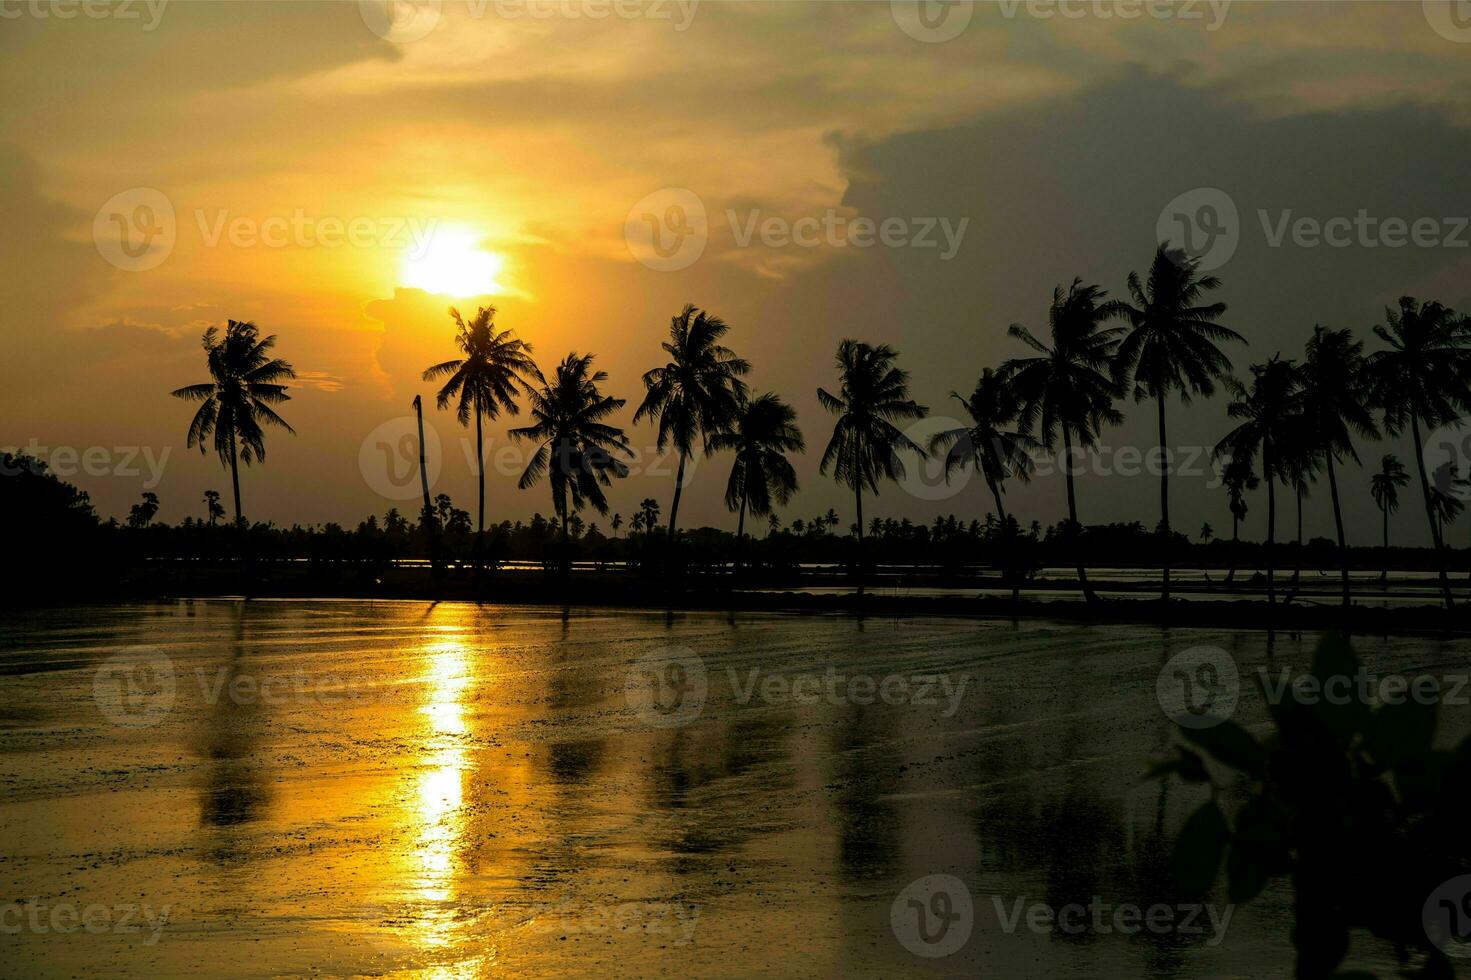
left=6, top=1, right=1471, bottom=543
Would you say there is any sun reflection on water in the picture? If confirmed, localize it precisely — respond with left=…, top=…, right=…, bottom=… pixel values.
left=410, top=635, right=473, bottom=943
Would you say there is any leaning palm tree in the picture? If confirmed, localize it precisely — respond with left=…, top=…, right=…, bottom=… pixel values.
left=1365, top=297, right=1471, bottom=608
left=1300, top=325, right=1379, bottom=607
left=1214, top=356, right=1302, bottom=606
left=1005, top=279, right=1124, bottom=603
left=1370, top=454, right=1409, bottom=587
left=1109, top=244, right=1243, bottom=601
left=172, top=320, right=296, bottom=528
left=509, top=353, right=631, bottom=574
left=817, top=339, right=927, bottom=594
left=423, top=306, right=536, bottom=562
left=1222, top=458, right=1258, bottom=586
left=634, top=305, right=750, bottom=546
left=707, top=393, right=804, bottom=570
left=928, top=367, right=1038, bottom=601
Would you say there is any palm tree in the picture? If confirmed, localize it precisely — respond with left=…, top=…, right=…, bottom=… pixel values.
left=928, top=367, right=1038, bottom=600
left=1222, top=459, right=1258, bottom=586
left=1005, top=279, right=1124, bottom=603
left=1299, top=325, right=1379, bottom=606
left=423, top=306, right=536, bottom=562
left=1109, top=244, right=1243, bottom=601
left=203, top=489, right=224, bottom=527
left=817, top=340, right=927, bottom=594
left=639, top=498, right=661, bottom=535
left=634, top=305, right=750, bottom=547
left=1370, top=454, right=1409, bottom=587
left=1275, top=414, right=1320, bottom=596
left=1215, top=356, right=1301, bottom=606
left=707, top=393, right=804, bottom=571
left=172, top=320, right=296, bottom=527
left=1365, top=297, right=1471, bottom=607
left=509, top=353, right=631, bottom=573
left=1199, top=523, right=1213, bottom=544
left=611, top=513, right=623, bottom=540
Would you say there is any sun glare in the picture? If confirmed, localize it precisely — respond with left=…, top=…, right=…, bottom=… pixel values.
left=400, top=227, right=505, bottom=297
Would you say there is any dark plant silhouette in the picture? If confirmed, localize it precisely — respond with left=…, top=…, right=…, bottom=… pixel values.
left=817, top=339, right=927, bottom=594
left=1005, top=278, right=1124, bottom=603
left=1110, top=244, right=1242, bottom=601
left=1301, top=325, right=1379, bottom=606
left=1215, top=356, right=1302, bottom=606
left=423, top=305, right=536, bottom=564
left=127, top=492, right=160, bottom=529
left=1149, top=632, right=1471, bottom=979
left=928, top=367, right=1038, bottom=600
left=1222, top=459, right=1258, bottom=586
left=634, top=305, right=749, bottom=547
left=172, top=320, right=296, bottom=527
left=510, top=353, right=631, bottom=573
left=203, top=489, right=224, bottom=527
left=1369, top=454, right=1409, bottom=586
left=1365, top=297, right=1471, bottom=608
left=1276, top=417, right=1319, bottom=597
left=707, top=392, right=803, bottom=570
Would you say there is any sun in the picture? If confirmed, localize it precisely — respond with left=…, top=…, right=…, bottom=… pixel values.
left=400, top=227, right=506, bottom=297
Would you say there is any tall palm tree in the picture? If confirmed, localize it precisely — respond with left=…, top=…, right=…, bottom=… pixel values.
left=1109, top=244, right=1243, bottom=601
left=1222, top=459, right=1258, bottom=586
left=1278, top=422, right=1318, bottom=598
left=634, top=305, right=750, bottom=547
left=509, top=353, right=631, bottom=573
left=1215, top=356, right=1302, bottom=606
left=172, top=320, right=296, bottom=528
left=1365, top=297, right=1471, bottom=608
left=1370, top=454, right=1409, bottom=587
left=1004, top=279, right=1124, bottom=603
left=707, top=393, right=804, bottom=570
left=928, top=367, right=1038, bottom=601
left=817, top=339, right=927, bottom=594
left=423, top=306, right=535, bottom=561
left=1300, top=325, right=1379, bottom=607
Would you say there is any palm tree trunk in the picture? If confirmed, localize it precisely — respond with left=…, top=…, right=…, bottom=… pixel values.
left=1410, top=413, right=1454, bottom=607
left=474, top=407, right=485, bottom=569
left=735, top=489, right=747, bottom=576
left=854, top=483, right=865, bottom=599
left=1062, top=427, right=1096, bottom=603
left=1324, top=451, right=1350, bottom=607
left=414, top=395, right=440, bottom=577
left=1381, top=504, right=1389, bottom=588
left=667, top=450, right=688, bottom=544
left=1157, top=396, right=1171, bottom=602
left=1290, top=484, right=1303, bottom=596
left=1266, top=447, right=1276, bottom=607
left=1226, top=516, right=1238, bottom=586
left=228, top=427, right=243, bottom=529
left=987, top=477, right=1019, bottom=602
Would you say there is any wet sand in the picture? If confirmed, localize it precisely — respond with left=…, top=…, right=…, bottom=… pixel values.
left=2, top=600, right=1468, bottom=977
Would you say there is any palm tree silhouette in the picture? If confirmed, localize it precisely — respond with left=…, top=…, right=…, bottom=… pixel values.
left=1276, top=416, right=1319, bottom=598
left=928, top=367, right=1038, bottom=601
left=817, top=339, right=927, bottom=595
left=1006, top=279, right=1124, bottom=603
left=639, top=497, right=661, bottom=535
left=1222, top=459, right=1257, bottom=586
left=1110, top=244, right=1242, bottom=602
left=707, top=393, right=804, bottom=571
left=203, top=489, right=224, bottom=527
left=1215, top=356, right=1301, bottom=606
left=1300, top=325, right=1379, bottom=606
left=172, top=320, right=296, bottom=528
left=1365, top=297, right=1471, bottom=607
left=1370, top=453, right=1409, bottom=587
left=634, top=305, right=750, bottom=548
left=509, top=353, right=631, bottom=574
left=611, top=513, right=623, bottom=540
left=423, top=306, right=535, bottom=565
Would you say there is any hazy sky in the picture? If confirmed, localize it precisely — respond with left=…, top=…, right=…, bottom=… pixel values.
left=5, top=1, right=1471, bottom=545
